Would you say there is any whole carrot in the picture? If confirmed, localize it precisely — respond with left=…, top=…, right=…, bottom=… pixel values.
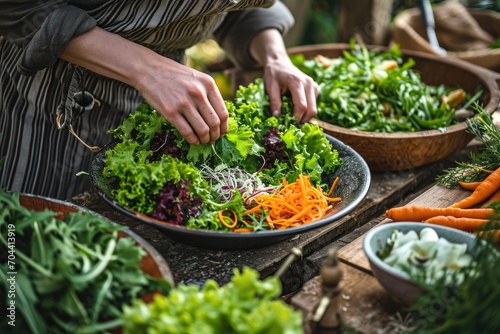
left=458, top=181, right=481, bottom=191
left=386, top=206, right=494, bottom=222
left=481, top=189, right=500, bottom=208
left=424, top=216, right=489, bottom=232
left=450, top=167, right=500, bottom=209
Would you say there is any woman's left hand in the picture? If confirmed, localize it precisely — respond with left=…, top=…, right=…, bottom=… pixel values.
left=250, top=29, right=319, bottom=123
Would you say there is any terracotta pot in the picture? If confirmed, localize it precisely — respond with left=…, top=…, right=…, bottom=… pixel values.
left=18, top=194, right=175, bottom=283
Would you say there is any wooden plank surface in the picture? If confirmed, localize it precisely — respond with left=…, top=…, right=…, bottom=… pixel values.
left=337, top=184, right=471, bottom=272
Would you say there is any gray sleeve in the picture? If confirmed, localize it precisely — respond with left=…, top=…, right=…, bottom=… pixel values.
left=0, top=2, right=96, bottom=76
left=213, top=1, right=294, bottom=70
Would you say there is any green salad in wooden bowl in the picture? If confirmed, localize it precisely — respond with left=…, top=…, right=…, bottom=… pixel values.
left=288, top=41, right=500, bottom=171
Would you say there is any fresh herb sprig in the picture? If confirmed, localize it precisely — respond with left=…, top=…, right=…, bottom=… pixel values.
left=401, top=234, right=500, bottom=334
left=436, top=105, right=500, bottom=188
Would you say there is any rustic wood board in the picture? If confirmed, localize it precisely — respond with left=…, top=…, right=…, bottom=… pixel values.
left=337, top=184, right=471, bottom=272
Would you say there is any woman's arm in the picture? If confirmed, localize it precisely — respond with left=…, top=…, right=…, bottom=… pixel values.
left=60, top=27, right=228, bottom=145
left=214, top=1, right=318, bottom=123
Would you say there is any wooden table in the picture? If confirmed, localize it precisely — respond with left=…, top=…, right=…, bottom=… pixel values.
left=70, top=142, right=479, bottom=332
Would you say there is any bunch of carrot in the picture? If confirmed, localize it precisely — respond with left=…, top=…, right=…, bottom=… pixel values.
left=386, top=166, right=500, bottom=243
left=237, top=174, right=342, bottom=231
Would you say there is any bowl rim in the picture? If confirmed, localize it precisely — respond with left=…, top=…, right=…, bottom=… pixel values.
left=288, top=43, right=500, bottom=139
left=362, top=222, right=477, bottom=282
left=17, top=192, right=176, bottom=284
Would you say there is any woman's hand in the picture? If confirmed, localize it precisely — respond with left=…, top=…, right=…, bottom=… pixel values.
left=136, top=58, right=229, bottom=145
left=60, top=27, right=228, bottom=145
left=249, top=29, right=319, bottom=123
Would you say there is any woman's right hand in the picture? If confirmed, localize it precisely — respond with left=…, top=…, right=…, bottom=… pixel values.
left=136, top=58, right=229, bottom=145
left=60, top=27, right=229, bottom=145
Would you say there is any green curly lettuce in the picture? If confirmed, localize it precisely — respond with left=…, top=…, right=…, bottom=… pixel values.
left=121, top=267, right=304, bottom=334
left=232, top=79, right=342, bottom=185
left=104, top=142, right=210, bottom=214
left=103, top=78, right=342, bottom=230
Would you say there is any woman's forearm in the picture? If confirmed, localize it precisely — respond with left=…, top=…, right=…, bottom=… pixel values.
left=59, top=26, right=164, bottom=93
left=249, top=28, right=290, bottom=67
left=59, top=26, right=228, bottom=145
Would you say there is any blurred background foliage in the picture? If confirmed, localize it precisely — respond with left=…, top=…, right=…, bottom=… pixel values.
left=294, top=0, right=338, bottom=45
left=294, top=0, right=500, bottom=46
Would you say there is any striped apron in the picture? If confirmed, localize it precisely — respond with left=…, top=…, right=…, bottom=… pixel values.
left=0, top=0, right=272, bottom=199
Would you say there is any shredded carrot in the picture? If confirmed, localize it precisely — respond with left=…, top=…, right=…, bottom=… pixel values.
left=233, top=227, right=254, bottom=233
left=386, top=206, right=494, bottom=222
left=450, top=166, right=500, bottom=209
left=218, top=209, right=237, bottom=229
left=424, top=215, right=489, bottom=232
left=242, top=205, right=263, bottom=216
left=242, top=174, right=341, bottom=230
left=326, top=177, right=339, bottom=197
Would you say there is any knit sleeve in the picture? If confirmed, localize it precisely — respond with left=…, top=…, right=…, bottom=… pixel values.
left=213, top=1, right=294, bottom=70
left=0, top=1, right=96, bottom=75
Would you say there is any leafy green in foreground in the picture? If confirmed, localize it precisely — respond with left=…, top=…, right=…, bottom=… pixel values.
left=122, top=267, right=304, bottom=334
left=401, top=235, right=500, bottom=334
left=0, top=189, right=171, bottom=334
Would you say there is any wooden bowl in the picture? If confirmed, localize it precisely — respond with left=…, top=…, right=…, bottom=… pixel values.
left=287, top=43, right=500, bottom=172
left=18, top=194, right=175, bottom=284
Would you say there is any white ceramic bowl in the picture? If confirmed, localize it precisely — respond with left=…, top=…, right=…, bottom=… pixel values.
left=362, top=222, right=477, bottom=305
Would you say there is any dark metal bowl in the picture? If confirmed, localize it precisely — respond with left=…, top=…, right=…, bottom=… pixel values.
left=90, top=135, right=371, bottom=250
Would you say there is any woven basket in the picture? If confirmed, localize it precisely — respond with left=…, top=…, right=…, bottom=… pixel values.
left=392, top=4, right=500, bottom=72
